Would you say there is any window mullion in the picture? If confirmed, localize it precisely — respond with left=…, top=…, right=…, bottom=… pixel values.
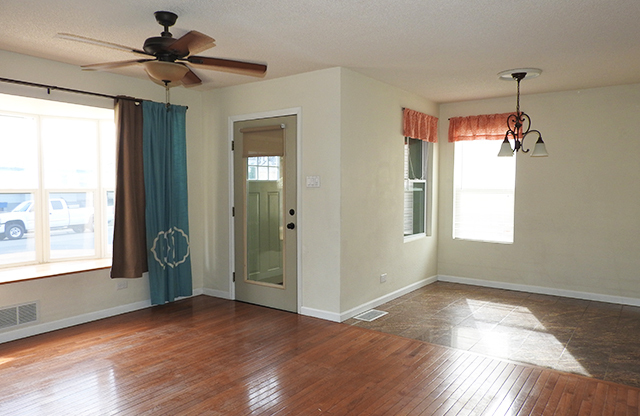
left=94, top=120, right=103, bottom=258
left=36, top=114, right=49, bottom=264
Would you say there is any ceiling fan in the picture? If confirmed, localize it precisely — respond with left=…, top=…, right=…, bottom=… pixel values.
left=58, top=11, right=267, bottom=87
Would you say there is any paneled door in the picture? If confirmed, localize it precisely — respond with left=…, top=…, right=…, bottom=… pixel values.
left=233, top=115, right=297, bottom=312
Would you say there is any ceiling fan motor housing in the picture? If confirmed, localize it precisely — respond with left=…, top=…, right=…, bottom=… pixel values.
left=143, top=11, right=189, bottom=60
left=143, top=37, right=179, bottom=58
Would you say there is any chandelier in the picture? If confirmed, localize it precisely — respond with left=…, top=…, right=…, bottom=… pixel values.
left=497, top=69, right=548, bottom=157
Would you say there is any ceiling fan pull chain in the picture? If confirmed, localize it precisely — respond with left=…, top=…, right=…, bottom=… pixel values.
left=164, top=81, right=170, bottom=108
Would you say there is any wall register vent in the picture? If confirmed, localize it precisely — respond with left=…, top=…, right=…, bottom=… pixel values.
left=0, top=302, right=38, bottom=330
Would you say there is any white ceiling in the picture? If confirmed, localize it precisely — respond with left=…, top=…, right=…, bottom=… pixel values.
left=2, top=0, right=640, bottom=103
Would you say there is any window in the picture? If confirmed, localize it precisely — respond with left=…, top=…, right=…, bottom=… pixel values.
left=404, top=137, right=430, bottom=237
left=453, top=140, right=516, bottom=243
left=0, top=93, right=115, bottom=268
left=247, top=156, right=280, bottom=181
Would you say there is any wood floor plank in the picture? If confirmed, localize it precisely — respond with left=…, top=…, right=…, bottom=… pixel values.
left=576, top=379, right=599, bottom=416
left=1, top=296, right=639, bottom=415
left=499, top=367, right=543, bottom=416
left=442, top=358, right=503, bottom=416
left=515, top=369, right=554, bottom=416
left=485, top=365, right=535, bottom=416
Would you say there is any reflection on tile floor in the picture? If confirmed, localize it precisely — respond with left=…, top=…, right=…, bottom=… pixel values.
left=343, top=282, right=640, bottom=387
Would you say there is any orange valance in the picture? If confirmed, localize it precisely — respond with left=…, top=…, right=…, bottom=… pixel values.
left=448, top=112, right=515, bottom=142
left=403, top=108, right=438, bottom=143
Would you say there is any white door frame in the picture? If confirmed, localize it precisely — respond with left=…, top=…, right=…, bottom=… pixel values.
left=228, top=107, right=303, bottom=313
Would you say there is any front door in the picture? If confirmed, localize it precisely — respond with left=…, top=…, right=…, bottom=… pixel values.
left=233, top=115, right=297, bottom=312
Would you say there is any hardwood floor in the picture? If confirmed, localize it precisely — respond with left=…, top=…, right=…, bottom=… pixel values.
left=1, top=295, right=639, bottom=415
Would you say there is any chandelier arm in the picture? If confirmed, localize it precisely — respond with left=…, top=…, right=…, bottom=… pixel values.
left=520, top=129, right=542, bottom=153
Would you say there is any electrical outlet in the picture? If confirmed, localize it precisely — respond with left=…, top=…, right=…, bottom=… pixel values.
left=380, top=273, right=387, bottom=283
left=116, top=281, right=128, bottom=290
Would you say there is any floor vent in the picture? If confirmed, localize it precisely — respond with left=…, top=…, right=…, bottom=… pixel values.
left=354, top=309, right=388, bottom=322
left=0, top=302, right=38, bottom=330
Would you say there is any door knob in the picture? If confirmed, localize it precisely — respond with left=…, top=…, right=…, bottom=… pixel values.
left=286, top=222, right=296, bottom=230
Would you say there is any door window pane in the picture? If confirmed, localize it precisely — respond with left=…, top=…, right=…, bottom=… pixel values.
left=248, top=157, right=281, bottom=181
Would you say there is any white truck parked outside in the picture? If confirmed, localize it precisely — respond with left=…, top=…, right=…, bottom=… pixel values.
left=0, top=199, right=93, bottom=240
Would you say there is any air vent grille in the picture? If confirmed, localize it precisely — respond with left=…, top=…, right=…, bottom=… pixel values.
left=354, top=309, right=388, bottom=322
left=0, top=302, right=38, bottom=330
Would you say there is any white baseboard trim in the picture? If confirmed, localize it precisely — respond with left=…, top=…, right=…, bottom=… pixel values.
left=438, top=275, right=640, bottom=307
left=202, top=288, right=233, bottom=300
left=301, top=275, right=438, bottom=323
left=338, top=276, right=438, bottom=322
left=0, top=288, right=214, bottom=345
left=300, top=306, right=342, bottom=322
left=0, top=299, right=152, bottom=345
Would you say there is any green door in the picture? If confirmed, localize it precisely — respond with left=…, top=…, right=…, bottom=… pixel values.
left=233, top=115, right=297, bottom=312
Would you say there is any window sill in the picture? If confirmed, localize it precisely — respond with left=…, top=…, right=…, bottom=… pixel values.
left=404, top=233, right=427, bottom=242
left=0, top=258, right=112, bottom=285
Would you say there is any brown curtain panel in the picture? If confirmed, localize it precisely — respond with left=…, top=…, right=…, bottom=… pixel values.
left=111, top=99, right=148, bottom=278
left=448, top=112, right=514, bottom=142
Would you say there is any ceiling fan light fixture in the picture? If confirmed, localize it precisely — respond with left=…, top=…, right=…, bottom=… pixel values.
left=143, top=61, right=189, bottom=82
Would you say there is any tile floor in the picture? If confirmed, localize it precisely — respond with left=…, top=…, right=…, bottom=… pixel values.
left=344, top=282, right=640, bottom=387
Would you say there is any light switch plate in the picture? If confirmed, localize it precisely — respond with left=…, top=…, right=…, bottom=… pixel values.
left=306, top=176, right=321, bottom=188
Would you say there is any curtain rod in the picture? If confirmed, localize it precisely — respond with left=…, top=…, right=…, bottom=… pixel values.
left=0, top=77, right=142, bottom=103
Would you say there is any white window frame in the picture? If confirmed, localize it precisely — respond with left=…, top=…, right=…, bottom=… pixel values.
left=453, top=140, right=516, bottom=244
left=0, top=93, right=115, bottom=268
left=404, top=137, right=432, bottom=240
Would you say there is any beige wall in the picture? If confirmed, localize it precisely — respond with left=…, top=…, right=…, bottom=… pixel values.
left=339, top=69, right=439, bottom=311
left=0, top=50, right=205, bottom=342
left=199, top=68, right=344, bottom=314
left=200, top=67, right=440, bottom=317
left=438, top=84, right=640, bottom=301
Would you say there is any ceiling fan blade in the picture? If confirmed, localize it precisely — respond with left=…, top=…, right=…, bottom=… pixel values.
left=57, top=33, right=150, bottom=56
left=82, top=59, right=153, bottom=70
left=181, top=68, right=203, bottom=86
left=185, top=56, right=267, bottom=77
left=169, top=31, right=215, bottom=57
